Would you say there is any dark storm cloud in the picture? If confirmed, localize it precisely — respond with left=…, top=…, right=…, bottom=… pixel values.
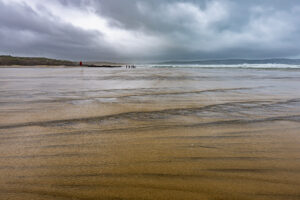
left=0, top=0, right=119, bottom=60
left=0, top=0, right=300, bottom=61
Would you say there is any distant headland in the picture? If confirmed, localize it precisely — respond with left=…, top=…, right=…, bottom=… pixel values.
left=0, top=55, right=76, bottom=66
left=0, top=55, right=123, bottom=68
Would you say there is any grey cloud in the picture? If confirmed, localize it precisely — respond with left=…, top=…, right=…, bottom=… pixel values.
left=0, top=0, right=119, bottom=60
left=0, top=0, right=300, bottom=61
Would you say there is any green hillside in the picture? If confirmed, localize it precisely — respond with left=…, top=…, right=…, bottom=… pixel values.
left=0, top=55, right=76, bottom=66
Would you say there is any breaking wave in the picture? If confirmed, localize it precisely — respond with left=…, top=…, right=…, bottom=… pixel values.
left=145, top=64, right=300, bottom=69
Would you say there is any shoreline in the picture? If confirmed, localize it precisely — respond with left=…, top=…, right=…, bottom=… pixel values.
left=0, top=65, right=79, bottom=68
left=1, top=67, right=300, bottom=200
left=0, top=65, right=124, bottom=68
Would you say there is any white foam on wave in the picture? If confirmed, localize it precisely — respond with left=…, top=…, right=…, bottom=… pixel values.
left=139, top=63, right=300, bottom=69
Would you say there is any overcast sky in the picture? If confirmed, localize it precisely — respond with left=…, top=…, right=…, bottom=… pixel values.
left=0, top=0, right=300, bottom=62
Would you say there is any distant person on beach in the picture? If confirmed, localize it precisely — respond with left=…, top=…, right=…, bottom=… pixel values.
left=125, top=65, right=136, bottom=69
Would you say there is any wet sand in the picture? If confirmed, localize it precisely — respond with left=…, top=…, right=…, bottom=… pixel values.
left=0, top=67, right=300, bottom=200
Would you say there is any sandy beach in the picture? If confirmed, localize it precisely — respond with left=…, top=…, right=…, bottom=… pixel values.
left=0, top=66, right=300, bottom=200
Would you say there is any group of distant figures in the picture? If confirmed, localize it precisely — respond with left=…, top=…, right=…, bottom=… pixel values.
left=125, top=65, right=136, bottom=69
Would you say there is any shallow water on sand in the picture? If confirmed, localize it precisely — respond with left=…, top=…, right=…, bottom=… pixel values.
left=0, top=67, right=300, bottom=200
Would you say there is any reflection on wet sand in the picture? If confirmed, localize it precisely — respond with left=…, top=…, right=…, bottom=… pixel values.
left=0, top=67, right=300, bottom=200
